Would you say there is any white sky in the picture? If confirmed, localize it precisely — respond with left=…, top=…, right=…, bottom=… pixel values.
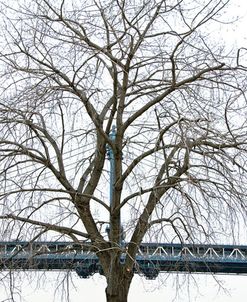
left=3, top=271, right=247, bottom=302
left=1, top=0, right=247, bottom=301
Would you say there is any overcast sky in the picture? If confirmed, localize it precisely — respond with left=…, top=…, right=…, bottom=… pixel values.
left=1, top=0, right=247, bottom=301
left=2, top=270, right=247, bottom=302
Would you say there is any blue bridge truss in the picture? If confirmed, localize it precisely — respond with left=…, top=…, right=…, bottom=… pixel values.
left=1, top=241, right=247, bottom=279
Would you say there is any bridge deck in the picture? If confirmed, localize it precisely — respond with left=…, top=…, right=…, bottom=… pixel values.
left=1, top=242, right=247, bottom=279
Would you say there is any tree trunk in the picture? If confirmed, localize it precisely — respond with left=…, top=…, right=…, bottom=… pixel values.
left=105, top=285, right=129, bottom=302
left=104, top=260, right=133, bottom=302
left=105, top=278, right=131, bottom=302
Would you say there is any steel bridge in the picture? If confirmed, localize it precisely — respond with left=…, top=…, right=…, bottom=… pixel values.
left=1, top=241, right=247, bottom=279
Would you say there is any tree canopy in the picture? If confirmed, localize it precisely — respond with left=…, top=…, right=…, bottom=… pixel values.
left=0, top=0, right=247, bottom=301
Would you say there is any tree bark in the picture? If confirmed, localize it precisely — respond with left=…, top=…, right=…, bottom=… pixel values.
left=104, top=259, right=133, bottom=302
left=105, top=278, right=131, bottom=302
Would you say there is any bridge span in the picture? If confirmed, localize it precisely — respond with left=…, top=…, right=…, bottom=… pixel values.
left=1, top=241, right=247, bottom=279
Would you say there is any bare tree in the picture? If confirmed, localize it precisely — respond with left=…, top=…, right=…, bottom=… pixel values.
left=0, top=0, right=247, bottom=301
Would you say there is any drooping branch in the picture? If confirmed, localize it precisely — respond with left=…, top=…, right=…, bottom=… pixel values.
left=0, top=214, right=89, bottom=240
